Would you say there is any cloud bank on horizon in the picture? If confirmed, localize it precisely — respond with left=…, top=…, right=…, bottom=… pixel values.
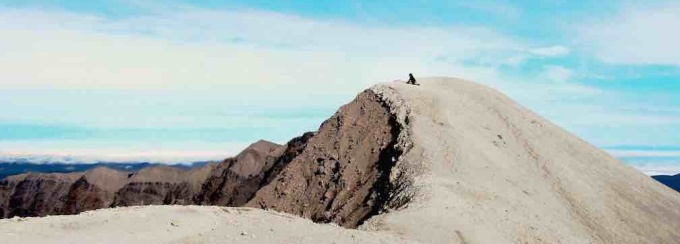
left=0, top=1, right=678, bottom=172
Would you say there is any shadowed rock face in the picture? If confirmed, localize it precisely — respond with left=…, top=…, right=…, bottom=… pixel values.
left=62, top=178, right=113, bottom=214
left=0, top=138, right=298, bottom=218
left=62, top=167, right=129, bottom=214
left=196, top=136, right=312, bottom=206
left=112, top=165, right=216, bottom=207
left=246, top=90, right=401, bottom=228
left=0, top=168, right=130, bottom=217
left=0, top=90, right=405, bottom=228
left=1, top=173, right=81, bottom=217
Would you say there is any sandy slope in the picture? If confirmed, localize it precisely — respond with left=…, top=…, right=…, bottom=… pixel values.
left=364, top=77, right=680, bottom=243
left=1, top=77, right=679, bottom=244
left=0, top=205, right=415, bottom=244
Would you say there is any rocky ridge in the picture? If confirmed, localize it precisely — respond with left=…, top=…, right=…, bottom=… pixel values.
left=0, top=89, right=406, bottom=228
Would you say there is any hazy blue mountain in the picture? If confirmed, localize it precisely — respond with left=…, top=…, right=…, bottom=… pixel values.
left=0, top=161, right=210, bottom=180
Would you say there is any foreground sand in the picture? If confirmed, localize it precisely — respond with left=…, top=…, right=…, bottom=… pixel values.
left=0, top=205, right=415, bottom=244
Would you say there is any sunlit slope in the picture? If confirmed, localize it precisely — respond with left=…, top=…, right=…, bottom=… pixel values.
left=364, top=77, right=680, bottom=244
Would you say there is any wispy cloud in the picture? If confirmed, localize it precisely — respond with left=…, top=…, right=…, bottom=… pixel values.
left=0, top=7, right=529, bottom=91
left=530, top=45, right=570, bottom=57
left=3, top=4, right=674, bottom=162
left=543, top=65, right=573, bottom=83
left=0, top=140, right=251, bottom=164
left=0, top=6, right=592, bottom=123
left=578, top=2, right=680, bottom=66
left=0, top=6, right=542, bottom=160
left=608, top=149, right=680, bottom=158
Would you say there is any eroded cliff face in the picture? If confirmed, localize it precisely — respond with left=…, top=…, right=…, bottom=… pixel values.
left=62, top=168, right=129, bottom=214
left=0, top=173, right=81, bottom=217
left=245, top=90, right=404, bottom=228
left=0, top=90, right=408, bottom=227
left=112, top=165, right=216, bottom=207
left=196, top=137, right=312, bottom=206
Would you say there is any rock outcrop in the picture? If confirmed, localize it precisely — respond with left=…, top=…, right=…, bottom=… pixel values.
left=0, top=172, right=81, bottom=217
left=196, top=137, right=310, bottom=206
left=62, top=167, right=129, bottom=214
left=246, top=90, right=403, bottom=228
left=111, top=165, right=214, bottom=206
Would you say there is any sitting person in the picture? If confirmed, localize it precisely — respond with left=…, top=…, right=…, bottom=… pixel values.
left=407, top=73, right=417, bottom=85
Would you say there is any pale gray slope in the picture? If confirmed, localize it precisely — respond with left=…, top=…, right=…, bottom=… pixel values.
left=0, top=205, right=416, bottom=244
left=364, top=77, right=680, bottom=244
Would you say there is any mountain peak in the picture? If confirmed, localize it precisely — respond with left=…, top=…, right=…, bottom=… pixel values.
left=1, top=77, right=679, bottom=243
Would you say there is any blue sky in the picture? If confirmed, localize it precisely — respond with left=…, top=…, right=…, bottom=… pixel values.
left=0, top=1, right=678, bottom=172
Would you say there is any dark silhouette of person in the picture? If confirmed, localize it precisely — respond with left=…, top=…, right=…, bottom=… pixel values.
left=407, top=73, right=417, bottom=85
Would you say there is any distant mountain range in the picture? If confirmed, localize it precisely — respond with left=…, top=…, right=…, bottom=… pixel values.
left=2, top=161, right=679, bottom=193
left=0, top=161, right=210, bottom=180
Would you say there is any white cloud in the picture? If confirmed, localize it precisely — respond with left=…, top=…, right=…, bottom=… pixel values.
left=0, top=7, right=549, bottom=132
left=608, top=150, right=680, bottom=158
left=529, top=45, right=570, bottom=57
left=635, top=167, right=680, bottom=176
left=543, top=65, right=573, bottom=83
left=0, top=140, right=251, bottom=163
left=477, top=45, right=570, bottom=68
left=578, top=2, right=680, bottom=66
left=0, top=8, right=525, bottom=92
left=569, top=113, right=680, bottom=127
left=0, top=6, right=620, bottom=159
left=0, top=7, right=589, bottom=102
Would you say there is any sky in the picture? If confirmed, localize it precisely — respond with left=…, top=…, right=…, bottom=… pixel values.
left=0, top=1, right=678, bottom=173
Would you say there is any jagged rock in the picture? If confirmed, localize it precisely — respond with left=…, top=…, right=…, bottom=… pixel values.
left=196, top=136, right=312, bottom=206
left=0, top=172, right=81, bottom=217
left=245, top=90, right=402, bottom=228
left=62, top=167, right=128, bottom=214
left=112, top=165, right=215, bottom=206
